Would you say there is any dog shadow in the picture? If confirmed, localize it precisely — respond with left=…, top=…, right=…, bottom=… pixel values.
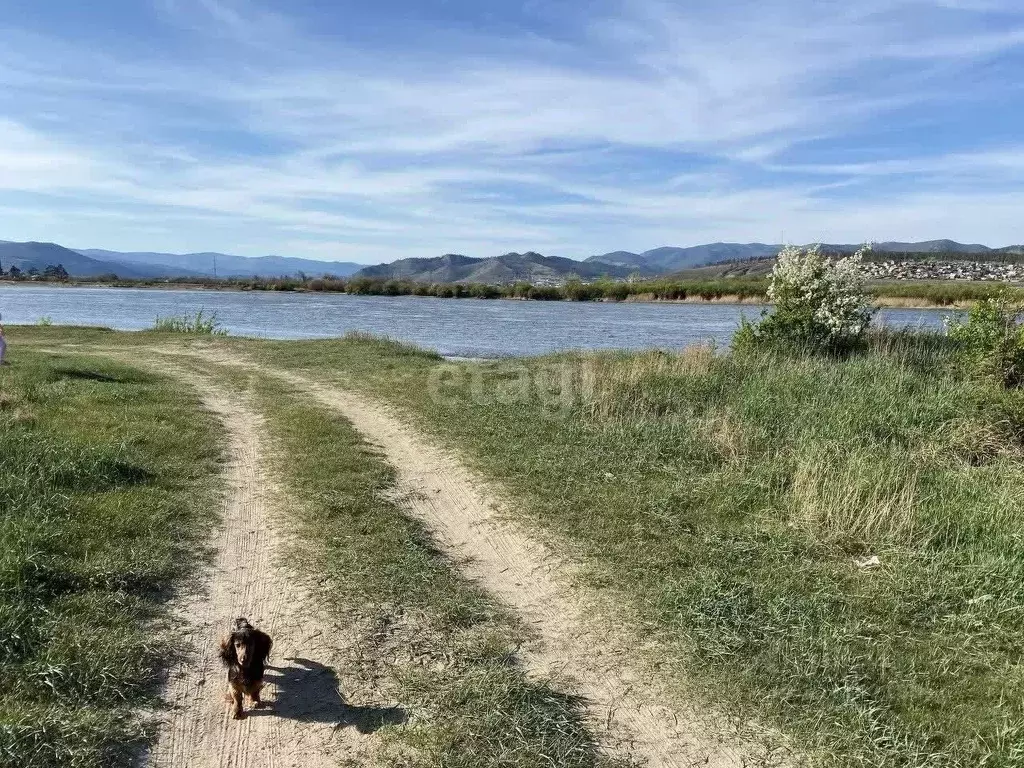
left=254, top=657, right=408, bottom=734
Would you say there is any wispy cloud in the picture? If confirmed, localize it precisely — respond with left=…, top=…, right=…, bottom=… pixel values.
left=1, top=0, right=1023, bottom=259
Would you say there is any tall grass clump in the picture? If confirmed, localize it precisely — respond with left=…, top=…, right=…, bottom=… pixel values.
left=735, top=244, right=874, bottom=355
left=151, top=310, right=227, bottom=336
left=869, top=281, right=1024, bottom=306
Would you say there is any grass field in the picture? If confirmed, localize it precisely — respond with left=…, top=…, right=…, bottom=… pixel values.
left=6, top=324, right=1024, bottom=766
left=0, top=347, right=221, bottom=768
left=234, top=331, right=1024, bottom=768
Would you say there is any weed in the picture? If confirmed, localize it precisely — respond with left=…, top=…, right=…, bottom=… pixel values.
left=151, top=310, right=227, bottom=336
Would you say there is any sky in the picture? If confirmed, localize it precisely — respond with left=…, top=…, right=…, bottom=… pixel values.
left=1, top=0, right=1024, bottom=263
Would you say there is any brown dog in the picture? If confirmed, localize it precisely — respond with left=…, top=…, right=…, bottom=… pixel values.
left=219, top=618, right=273, bottom=719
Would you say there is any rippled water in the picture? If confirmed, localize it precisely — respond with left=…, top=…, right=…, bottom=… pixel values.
left=0, top=284, right=954, bottom=358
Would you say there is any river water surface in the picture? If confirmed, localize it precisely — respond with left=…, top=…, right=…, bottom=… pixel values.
left=0, top=284, right=953, bottom=358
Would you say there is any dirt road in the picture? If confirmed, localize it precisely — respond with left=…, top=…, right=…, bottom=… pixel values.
left=146, top=381, right=394, bottom=768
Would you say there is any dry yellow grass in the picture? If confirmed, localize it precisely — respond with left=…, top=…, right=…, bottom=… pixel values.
left=576, top=346, right=717, bottom=420
left=791, top=445, right=920, bottom=544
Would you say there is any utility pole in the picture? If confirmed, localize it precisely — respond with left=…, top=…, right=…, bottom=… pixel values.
left=213, top=253, right=218, bottom=279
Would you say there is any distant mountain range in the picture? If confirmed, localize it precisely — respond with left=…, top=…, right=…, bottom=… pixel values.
left=76, top=249, right=363, bottom=278
left=362, top=240, right=1024, bottom=284
left=0, top=241, right=363, bottom=279
left=588, top=243, right=779, bottom=272
left=2, top=238, right=1022, bottom=284
left=354, top=251, right=639, bottom=284
left=0, top=241, right=156, bottom=278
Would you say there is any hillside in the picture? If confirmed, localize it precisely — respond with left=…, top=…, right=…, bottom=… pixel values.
left=589, top=243, right=778, bottom=272
left=668, top=247, right=1024, bottom=282
left=5, top=238, right=1021, bottom=283
left=355, top=251, right=638, bottom=284
left=0, top=241, right=154, bottom=278
left=76, top=249, right=363, bottom=278
left=0, top=240, right=363, bottom=279
left=873, top=239, right=991, bottom=253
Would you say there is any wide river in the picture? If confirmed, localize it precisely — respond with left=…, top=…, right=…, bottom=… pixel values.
left=0, top=284, right=953, bottom=358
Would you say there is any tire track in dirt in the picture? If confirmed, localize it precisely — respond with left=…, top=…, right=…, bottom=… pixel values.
left=184, top=350, right=794, bottom=768
left=143, top=378, right=382, bottom=768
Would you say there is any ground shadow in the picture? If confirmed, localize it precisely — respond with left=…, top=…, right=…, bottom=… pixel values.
left=52, top=366, right=130, bottom=383
left=252, top=657, right=408, bottom=733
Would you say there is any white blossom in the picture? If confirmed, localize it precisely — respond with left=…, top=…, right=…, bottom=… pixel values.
left=765, top=243, right=875, bottom=348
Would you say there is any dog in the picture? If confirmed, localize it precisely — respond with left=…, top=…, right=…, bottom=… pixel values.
left=219, top=617, right=273, bottom=719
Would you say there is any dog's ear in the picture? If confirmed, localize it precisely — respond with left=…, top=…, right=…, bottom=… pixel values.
left=254, top=630, right=272, bottom=663
left=219, top=636, right=237, bottom=666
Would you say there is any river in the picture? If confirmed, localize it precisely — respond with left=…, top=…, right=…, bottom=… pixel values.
left=0, top=284, right=953, bottom=358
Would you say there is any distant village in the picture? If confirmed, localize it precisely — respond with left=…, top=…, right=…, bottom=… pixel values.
left=860, top=259, right=1024, bottom=282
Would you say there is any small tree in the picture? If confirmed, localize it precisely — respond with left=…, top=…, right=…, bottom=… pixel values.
left=947, top=293, right=1024, bottom=388
left=43, top=263, right=70, bottom=280
left=734, top=244, right=874, bottom=355
left=563, top=277, right=599, bottom=301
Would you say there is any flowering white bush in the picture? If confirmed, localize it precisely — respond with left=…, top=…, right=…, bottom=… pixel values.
left=735, top=244, right=875, bottom=354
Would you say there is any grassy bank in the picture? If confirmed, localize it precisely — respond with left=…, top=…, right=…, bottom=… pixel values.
left=0, top=349, right=221, bottom=767
left=9, top=325, right=1024, bottom=765
left=235, top=332, right=1024, bottom=768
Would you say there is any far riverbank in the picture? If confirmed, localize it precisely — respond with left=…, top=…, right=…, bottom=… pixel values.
left=2, top=275, right=1017, bottom=310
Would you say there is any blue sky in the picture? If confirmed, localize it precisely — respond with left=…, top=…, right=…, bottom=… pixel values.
left=2, top=0, right=1024, bottom=263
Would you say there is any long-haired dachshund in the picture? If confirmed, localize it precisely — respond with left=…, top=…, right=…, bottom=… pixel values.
left=219, top=617, right=273, bottom=719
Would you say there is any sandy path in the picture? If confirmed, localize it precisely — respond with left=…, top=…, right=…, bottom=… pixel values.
left=216, top=360, right=791, bottom=768
left=146, top=381, right=390, bottom=768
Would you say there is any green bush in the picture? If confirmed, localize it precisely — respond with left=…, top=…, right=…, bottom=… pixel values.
left=735, top=245, right=874, bottom=356
left=947, top=294, right=1024, bottom=388
left=467, top=283, right=501, bottom=299
left=526, top=285, right=562, bottom=301
left=562, top=278, right=601, bottom=301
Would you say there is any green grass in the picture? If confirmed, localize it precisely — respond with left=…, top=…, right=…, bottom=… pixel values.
left=0, top=349, right=221, bottom=768
left=232, top=331, right=1024, bottom=768
left=197, top=361, right=628, bottom=767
